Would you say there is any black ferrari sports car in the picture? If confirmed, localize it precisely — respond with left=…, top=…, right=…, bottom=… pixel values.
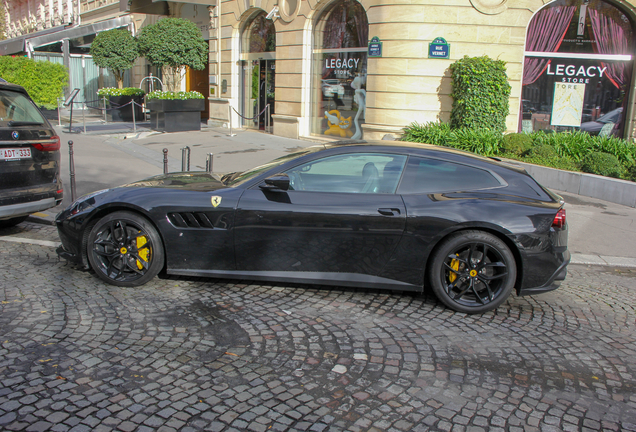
left=56, top=141, right=569, bottom=313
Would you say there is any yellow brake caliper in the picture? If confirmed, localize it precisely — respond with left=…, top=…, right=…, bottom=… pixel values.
left=136, top=235, right=151, bottom=270
left=449, top=255, right=460, bottom=283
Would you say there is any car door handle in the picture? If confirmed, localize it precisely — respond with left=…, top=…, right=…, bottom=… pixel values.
left=378, top=208, right=401, bottom=216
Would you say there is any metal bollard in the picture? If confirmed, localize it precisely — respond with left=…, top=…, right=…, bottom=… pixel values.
left=132, top=100, right=137, bottom=133
left=163, top=148, right=169, bottom=174
left=68, top=140, right=77, bottom=202
left=181, top=146, right=191, bottom=171
left=227, top=104, right=236, bottom=137
left=206, top=153, right=214, bottom=174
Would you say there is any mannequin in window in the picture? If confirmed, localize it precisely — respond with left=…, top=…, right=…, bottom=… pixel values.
left=351, top=74, right=366, bottom=139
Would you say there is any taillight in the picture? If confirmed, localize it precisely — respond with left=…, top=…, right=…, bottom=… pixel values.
left=33, top=136, right=61, bottom=152
left=552, top=208, right=566, bottom=229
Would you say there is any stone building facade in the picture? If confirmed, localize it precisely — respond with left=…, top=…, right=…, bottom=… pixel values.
left=2, top=0, right=636, bottom=142
left=208, top=0, right=636, bottom=141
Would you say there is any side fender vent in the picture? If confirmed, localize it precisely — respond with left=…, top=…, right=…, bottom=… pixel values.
left=168, top=212, right=215, bottom=229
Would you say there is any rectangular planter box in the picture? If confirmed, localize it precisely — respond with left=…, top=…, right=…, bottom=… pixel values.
left=147, top=99, right=205, bottom=132
left=108, top=95, right=144, bottom=122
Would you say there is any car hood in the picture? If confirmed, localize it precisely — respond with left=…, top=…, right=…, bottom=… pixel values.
left=123, top=172, right=228, bottom=192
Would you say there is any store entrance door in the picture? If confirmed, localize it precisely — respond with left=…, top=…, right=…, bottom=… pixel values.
left=241, top=59, right=275, bottom=130
left=186, top=64, right=209, bottom=119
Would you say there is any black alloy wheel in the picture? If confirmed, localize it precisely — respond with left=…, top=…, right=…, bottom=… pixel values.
left=429, top=230, right=516, bottom=314
left=87, top=211, right=164, bottom=287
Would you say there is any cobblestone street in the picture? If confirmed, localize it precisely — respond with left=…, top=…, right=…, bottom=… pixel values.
left=1, top=222, right=635, bottom=432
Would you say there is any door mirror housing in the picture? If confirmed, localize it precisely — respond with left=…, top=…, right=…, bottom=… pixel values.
left=260, top=173, right=290, bottom=191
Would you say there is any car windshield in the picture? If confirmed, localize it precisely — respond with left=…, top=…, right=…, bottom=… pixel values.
left=225, top=149, right=315, bottom=186
left=0, top=89, right=46, bottom=126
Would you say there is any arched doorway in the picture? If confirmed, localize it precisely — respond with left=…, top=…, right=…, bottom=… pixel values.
left=312, top=0, right=368, bottom=138
left=521, top=0, right=634, bottom=138
left=240, top=13, right=276, bottom=130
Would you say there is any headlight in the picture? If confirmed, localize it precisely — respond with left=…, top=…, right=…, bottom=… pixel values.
left=69, top=189, right=109, bottom=215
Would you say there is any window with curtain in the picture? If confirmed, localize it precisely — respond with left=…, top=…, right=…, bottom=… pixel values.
left=521, top=0, right=634, bottom=137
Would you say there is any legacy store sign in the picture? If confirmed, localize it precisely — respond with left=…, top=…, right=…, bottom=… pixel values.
left=547, top=63, right=608, bottom=83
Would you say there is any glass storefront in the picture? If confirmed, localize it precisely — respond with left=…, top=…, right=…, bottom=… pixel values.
left=312, top=0, right=368, bottom=139
left=240, top=14, right=276, bottom=130
left=521, top=0, right=634, bottom=137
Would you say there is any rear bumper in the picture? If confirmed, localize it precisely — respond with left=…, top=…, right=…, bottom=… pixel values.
left=518, top=250, right=570, bottom=296
left=0, top=197, right=56, bottom=219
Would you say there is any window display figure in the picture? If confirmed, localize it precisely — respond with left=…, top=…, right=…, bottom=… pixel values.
left=351, top=74, right=366, bottom=139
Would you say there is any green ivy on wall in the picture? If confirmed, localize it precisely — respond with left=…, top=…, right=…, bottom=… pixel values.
left=449, top=55, right=511, bottom=133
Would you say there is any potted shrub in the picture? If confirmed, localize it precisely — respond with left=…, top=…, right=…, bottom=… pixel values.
left=90, top=29, right=138, bottom=90
left=136, top=18, right=208, bottom=92
left=145, top=90, right=205, bottom=132
left=97, top=87, right=145, bottom=122
left=137, top=18, right=207, bottom=131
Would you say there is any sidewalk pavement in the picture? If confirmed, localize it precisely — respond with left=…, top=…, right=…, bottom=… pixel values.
left=26, top=120, right=636, bottom=270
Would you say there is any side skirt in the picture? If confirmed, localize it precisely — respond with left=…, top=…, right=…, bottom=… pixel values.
left=167, top=269, right=423, bottom=292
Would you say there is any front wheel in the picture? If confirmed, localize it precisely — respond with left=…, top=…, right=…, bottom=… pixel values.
left=87, top=211, right=164, bottom=287
left=429, top=231, right=516, bottom=314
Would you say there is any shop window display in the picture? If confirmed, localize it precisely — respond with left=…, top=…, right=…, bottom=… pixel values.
left=521, top=0, right=634, bottom=137
left=312, top=0, right=368, bottom=138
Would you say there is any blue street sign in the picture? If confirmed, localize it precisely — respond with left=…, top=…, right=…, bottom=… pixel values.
left=368, top=36, right=382, bottom=58
left=429, top=37, right=450, bottom=59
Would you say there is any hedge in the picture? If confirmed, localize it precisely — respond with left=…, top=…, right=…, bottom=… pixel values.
left=0, top=56, right=68, bottom=109
left=401, top=122, right=636, bottom=181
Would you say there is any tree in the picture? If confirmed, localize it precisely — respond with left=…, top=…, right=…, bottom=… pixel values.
left=136, top=18, right=208, bottom=92
left=90, top=29, right=138, bottom=89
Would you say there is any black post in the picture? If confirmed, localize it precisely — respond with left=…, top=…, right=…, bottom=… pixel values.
left=68, top=140, right=76, bottom=201
left=163, top=148, right=168, bottom=174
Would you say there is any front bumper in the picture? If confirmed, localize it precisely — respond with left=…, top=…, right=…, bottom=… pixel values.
left=518, top=250, right=570, bottom=296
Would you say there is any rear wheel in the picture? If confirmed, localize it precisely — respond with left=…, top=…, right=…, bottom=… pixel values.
left=429, top=230, right=516, bottom=314
left=0, top=216, right=28, bottom=229
left=87, top=211, right=164, bottom=287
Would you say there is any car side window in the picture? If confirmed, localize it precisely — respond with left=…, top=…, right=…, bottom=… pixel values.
left=285, top=153, right=407, bottom=193
left=397, top=156, right=502, bottom=194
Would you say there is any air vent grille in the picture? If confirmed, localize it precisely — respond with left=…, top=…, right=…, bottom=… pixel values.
left=168, top=212, right=215, bottom=229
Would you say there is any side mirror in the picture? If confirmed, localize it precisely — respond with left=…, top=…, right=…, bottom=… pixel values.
left=259, top=173, right=290, bottom=191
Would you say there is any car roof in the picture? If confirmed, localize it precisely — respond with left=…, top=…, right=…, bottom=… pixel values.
left=324, top=139, right=502, bottom=164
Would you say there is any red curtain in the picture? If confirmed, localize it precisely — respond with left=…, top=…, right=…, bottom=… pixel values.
left=588, top=9, right=631, bottom=90
left=523, top=5, right=576, bottom=85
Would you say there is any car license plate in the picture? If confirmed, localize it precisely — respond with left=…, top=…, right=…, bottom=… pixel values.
left=1, top=147, right=32, bottom=160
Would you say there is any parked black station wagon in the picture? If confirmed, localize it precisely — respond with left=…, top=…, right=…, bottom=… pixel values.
left=56, top=141, right=569, bottom=313
left=0, top=81, right=62, bottom=228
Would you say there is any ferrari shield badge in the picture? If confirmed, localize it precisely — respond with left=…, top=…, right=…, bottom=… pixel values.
left=211, top=196, right=222, bottom=208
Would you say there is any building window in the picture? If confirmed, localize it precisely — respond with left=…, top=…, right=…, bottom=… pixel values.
left=521, top=0, right=634, bottom=137
left=312, top=0, right=368, bottom=139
